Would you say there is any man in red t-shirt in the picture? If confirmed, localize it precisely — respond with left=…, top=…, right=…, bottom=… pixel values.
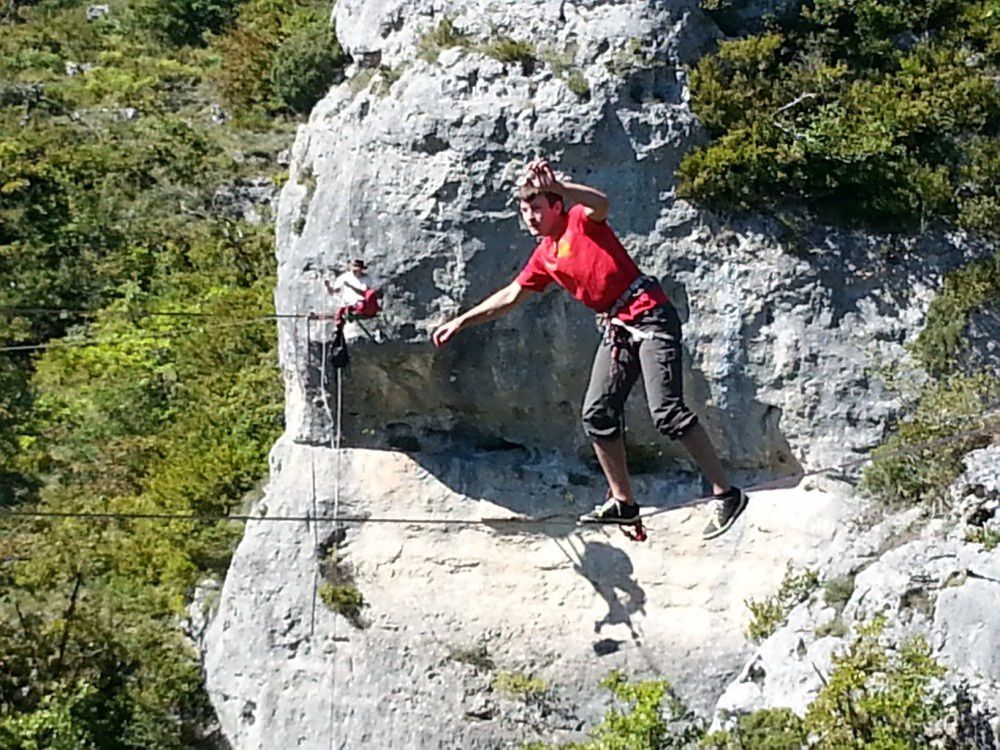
left=431, top=159, right=748, bottom=539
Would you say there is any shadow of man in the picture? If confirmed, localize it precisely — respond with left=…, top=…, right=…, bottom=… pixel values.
left=557, top=536, right=647, bottom=642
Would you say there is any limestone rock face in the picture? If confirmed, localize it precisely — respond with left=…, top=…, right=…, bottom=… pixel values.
left=275, top=0, right=989, bottom=476
left=204, top=438, right=849, bottom=749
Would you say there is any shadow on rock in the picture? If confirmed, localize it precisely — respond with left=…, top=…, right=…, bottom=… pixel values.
left=555, top=537, right=647, bottom=643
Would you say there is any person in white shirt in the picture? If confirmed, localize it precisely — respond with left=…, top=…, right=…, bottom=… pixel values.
left=325, top=258, right=375, bottom=308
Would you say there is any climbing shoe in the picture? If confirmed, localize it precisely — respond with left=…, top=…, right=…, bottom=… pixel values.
left=702, top=487, right=749, bottom=540
left=580, top=497, right=641, bottom=525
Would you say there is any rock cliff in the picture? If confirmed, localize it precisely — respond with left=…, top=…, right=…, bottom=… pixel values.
left=202, top=0, right=998, bottom=747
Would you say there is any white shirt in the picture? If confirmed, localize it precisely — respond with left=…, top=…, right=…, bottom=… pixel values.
left=331, top=271, right=374, bottom=307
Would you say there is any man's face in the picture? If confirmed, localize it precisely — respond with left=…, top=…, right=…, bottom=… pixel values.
left=520, top=195, right=563, bottom=237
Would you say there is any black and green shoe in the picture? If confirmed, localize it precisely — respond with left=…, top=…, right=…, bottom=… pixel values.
left=702, top=487, right=749, bottom=540
left=581, top=497, right=640, bottom=525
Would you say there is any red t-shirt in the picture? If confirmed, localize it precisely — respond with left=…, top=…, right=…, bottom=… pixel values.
left=515, top=204, right=667, bottom=321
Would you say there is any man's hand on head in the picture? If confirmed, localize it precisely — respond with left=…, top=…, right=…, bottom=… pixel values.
left=524, top=158, right=559, bottom=191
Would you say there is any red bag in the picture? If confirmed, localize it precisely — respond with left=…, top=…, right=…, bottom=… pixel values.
left=351, top=288, right=380, bottom=319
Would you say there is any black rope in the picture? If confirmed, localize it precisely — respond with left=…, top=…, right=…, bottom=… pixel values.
left=0, top=306, right=336, bottom=320
left=2, top=409, right=996, bottom=528
left=0, top=312, right=340, bottom=353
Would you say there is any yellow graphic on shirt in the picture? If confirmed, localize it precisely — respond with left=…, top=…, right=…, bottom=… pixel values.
left=556, top=237, right=573, bottom=258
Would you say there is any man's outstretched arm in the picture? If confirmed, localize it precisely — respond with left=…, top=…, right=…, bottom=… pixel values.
left=526, top=159, right=610, bottom=222
left=431, top=281, right=534, bottom=347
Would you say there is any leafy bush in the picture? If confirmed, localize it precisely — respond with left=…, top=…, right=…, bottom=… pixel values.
left=702, top=708, right=806, bottom=749
left=212, top=1, right=347, bottom=115
left=449, top=641, right=495, bottom=672
left=0, top=1, right=287, bottom=743
left=483, top=36, right=537, bottom=67
left=131, top=0, right=239, bottom=46
left=679, top=0, right=999, bottom=233
left=745, top=564, right=819, bottom=642
left=271, top=23, right=347, bottom=113
left=318, top=583, right=365, bottom=626
left=860, top=372, right=999, bottom=508
left=317, top=547, right=366, bottom=628
left=536, top=624, right=955, bottom=748
left=863, top=253, right=1000, bottom=509
left=822, top=575, right=856, bottom=608
left=210, top=26, right=276, bottom=111
left=564, top=70, right=591, bottom=100
left=706, top=618, right=950, bottom=748
left=528, top=670, right=702, bottom=749
left=964, top=526, right=1000, bottom=550
left=910, top=252, right=1000, bottom=377
left=806, top=617, right=948, bottom=747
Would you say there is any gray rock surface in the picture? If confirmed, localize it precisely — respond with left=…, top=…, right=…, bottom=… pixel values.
left=212, top=177, right=278, bottom=225
left=85, top=4, right=109, bottom=21
left=965, top=307, right=1000, bottom=376
left=204, top=438, right=849, bottom=749
left=951, top=445, right=1000, bottom=537
left=275, top=0, right=990, bottom=476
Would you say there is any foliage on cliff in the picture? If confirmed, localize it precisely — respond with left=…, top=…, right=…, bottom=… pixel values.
left=861, top=252, right=1000, bottom=509
left=534, top=620, right=952, bottom=748
left=682, top=0, right=998, bottom=236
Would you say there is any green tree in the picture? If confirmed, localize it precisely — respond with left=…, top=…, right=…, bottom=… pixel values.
left=270, top=22, right=347, bottom=113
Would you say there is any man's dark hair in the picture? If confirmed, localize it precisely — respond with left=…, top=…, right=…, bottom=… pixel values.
left=518, top=185, right=563, bottom=209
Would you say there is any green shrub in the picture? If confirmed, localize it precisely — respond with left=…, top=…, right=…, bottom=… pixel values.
left=213, top=26, right=277, bottom=111
left=211, top=1, right=348, bottom=115
left=530, top=670, right=702, bottom=749
left=318, top=583, right=365, bottom=626
left=745, top=564, right=819, bottom=642
left=492, top=671, right=548, bottom=701
left=449, top=642, right=495, bottom=672
left=0, top=3, right=288, bottom=742
left=822, top=575, right=856, bottom=608
left=317, top=546, right=367, bottom=628
left=132, top=0, right=239, bottom=46
left=708, top=618, right=950, bottom=748
left=417, top=17, right=469, bottom=62
left=679, top=0, right=999, bottom=233
left=482, top=36, right=537, bottom=68
left=862, top=253, right=1000, bottom=509
left=564, top=70, right=591, bottom=100
left=814, top=618, right=849, bottom=638
left=806, top=617, right=947, bottom=747
left=860, top=372, right=999, bottom=508
left=270, top=23, right=347, bottom=113
left=965, top=527, right=1000, bottom=550
left=910, top=253, right=1000, bottom=377
left=703, top=707, right=806, bottom=749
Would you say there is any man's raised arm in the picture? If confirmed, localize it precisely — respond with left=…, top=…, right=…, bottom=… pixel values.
left=431, top=281, right=533, bottom=347
left=526, top=158, right=610, bottom=222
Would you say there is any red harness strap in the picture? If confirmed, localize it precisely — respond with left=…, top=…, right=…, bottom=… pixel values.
left=622, top=520, right=647, bottom=542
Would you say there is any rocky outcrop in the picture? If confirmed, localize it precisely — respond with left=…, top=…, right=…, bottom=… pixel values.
left=204, top=438, right=850, bottom=749
left=275, top=0, right=990, bottom=476
left=713, top=448, right=1000, bottom=746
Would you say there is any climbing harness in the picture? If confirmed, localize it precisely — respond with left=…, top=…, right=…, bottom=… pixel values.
left=595, top=275, right=668, bottom=378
